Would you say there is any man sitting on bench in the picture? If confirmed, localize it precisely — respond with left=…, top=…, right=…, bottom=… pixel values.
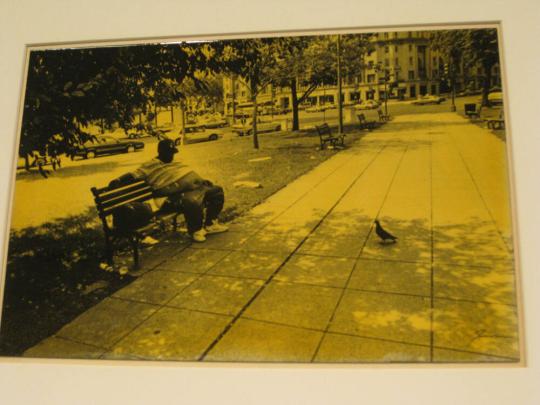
left=111, top=139, right=228, bottom=243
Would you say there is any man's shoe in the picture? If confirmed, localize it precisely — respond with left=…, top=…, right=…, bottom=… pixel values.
left=205, top=221, right=229, bottom=235
left=192, top=229, right=207, bottom=243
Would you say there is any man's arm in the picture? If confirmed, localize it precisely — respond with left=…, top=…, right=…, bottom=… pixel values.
left=108, top=172, right=137, bottom=188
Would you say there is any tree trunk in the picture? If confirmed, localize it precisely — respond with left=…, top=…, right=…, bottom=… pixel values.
left=251, top=80, right=259, bottom=149
left=481, top=63, right=493, bottom=107
left=24, top=154, right=30, bottom=171
left=290, top=78, right=299, bottom=131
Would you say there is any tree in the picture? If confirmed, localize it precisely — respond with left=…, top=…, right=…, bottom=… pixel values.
left=217, top=38, right=279, bottom=149
left=20, top=43, right=217, bottom=167
left=272, top=34, right=373, bottom=131
left=465, top=29, right=500, bottom=106
left=431, top=29, right=500, bottom=107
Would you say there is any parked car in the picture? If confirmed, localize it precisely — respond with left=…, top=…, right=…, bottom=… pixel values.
left=173, top=125, right=223, bottom=145
left=232, top=120, right=281, bottom=136
left=71, top=136, right=144, bottom=159
left=354, top=100, right=380, bottom=110
left=411, top=95, right=444, bottom=105
left=198, top=114, right=227, bottom=128
left=487, top=91, right=503, bottom=105
left=305, top=105, right=327, bottom=113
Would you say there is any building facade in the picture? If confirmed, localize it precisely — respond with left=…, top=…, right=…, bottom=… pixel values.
left=223, top=31, right=502, bottom=115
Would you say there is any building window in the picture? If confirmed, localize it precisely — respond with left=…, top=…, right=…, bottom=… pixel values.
left=385, top=58, right=389, bottom=66
left=408, top=31, right=413, bottom=38
left=385, top=46, right=389, bottom=53
left=395, top=58, right=399, bottom=66
left=395, top=45, right=399, bottom=52
left=367, top=74, right=375, bottom=83
left=409, top=44, right=413, bottom=52
left=409, top=56, right=413, bottom=65
left=384, top=33, right=389, bottom=39
left=408, top=71, right=415, bottom=80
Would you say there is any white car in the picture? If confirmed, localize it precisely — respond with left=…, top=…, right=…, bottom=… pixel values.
left=412, top=95, right=444, bottom=105
left=355, top=100, right=380, bottom=110
left=305, top=105, right=327, bottom=113
left=488, top=91, right=503, bottom=105
left=174, top=125, right=222, bottom=145
left=232, top=120, right=281, bottom=136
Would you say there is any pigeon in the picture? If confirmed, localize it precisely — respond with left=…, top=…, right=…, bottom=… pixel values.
left=374, top=220, right=398, bottom=244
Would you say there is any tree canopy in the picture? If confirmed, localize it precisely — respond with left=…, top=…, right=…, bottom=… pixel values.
left=431, top=28, right=500, bottom=106
left=20, top=43, right=217, bottom=160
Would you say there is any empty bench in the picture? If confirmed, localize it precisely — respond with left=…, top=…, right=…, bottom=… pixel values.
left=357, top=113, right=377, bottom=131
left=377, top=108, right=391, bottom=122
left=91, top=179, right=182, bottom=269
left=486, top=110, right=505, bottom=130
left=315, top=123, right=345, bottom=150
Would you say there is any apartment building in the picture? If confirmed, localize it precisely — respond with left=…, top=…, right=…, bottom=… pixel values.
left=222, top=31, right=501, bottom=115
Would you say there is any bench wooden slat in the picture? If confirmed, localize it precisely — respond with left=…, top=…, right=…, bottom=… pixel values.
left=100, top=191, right=155, bottom=216
left=96, top=185, right=154, bottom=209
left=92, top=179, right=148, bottom=197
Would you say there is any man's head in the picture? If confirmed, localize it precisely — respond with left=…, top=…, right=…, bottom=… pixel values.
left=157, top=139, right=178, bottom=163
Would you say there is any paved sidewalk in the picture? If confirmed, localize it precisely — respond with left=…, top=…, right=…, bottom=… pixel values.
left=25, top=113, right=520, bottom=363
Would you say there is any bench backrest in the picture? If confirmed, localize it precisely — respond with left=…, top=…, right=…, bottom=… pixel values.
left=315, top=123, right=332, bottom=137
left=91, top=179, right=154, bottom=220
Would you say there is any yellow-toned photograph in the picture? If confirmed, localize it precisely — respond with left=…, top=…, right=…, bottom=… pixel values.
left=0, top=25, right=520, bottom=363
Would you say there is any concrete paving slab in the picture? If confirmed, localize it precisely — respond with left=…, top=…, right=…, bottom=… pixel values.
left=433, top=263, right=516, bottom=306
left=207, top=251, right=288, bottom=280
left=56, top=297, right=159, bottom=349
left=243, top=281, right=342, bottom=330
left=314, top=332, right=430, bottom=363
left=167, top=275, right=263, bottom=316
left=296, top=234, right=364, bottom=258
left=433, top=298, right=519, bottom=359
left=348, top=258, right=431, bottom=297
left=188, top=230, right=251, bottom=250
left=205, top=318, right=322, bottom=362
left=274, top=254, right=356, bottom=288
left=112, top=270, right=197, bottom=305
left=105, top=307, right=231, bottom=361
left=432, top=347, right=515, bottom=363
left=239, top=230, right=307, bottom=253
left=329, top=290, right=431, bottom=346
left=156, top=247, right=231, bottom=273
left=24, top=336, right=105, bottom=359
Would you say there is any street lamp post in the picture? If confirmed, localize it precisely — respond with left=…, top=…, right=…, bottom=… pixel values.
left=337, top=34, right=343, bottom=134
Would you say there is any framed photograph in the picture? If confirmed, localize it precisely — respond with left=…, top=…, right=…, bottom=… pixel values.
left=0, top=0, right=539, bottom=404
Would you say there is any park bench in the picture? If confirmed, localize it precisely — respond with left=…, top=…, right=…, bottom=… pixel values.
left=485, top=110, right=505, bottom=130
left=357, top=113, right=377, bottom=131
left=315, top=123, right=345, bottom=150
left=91, top=179, right=182, bottom=269
left=377, top=108, right=391, bottom=122
left=464, top=103, right=482, bottom=119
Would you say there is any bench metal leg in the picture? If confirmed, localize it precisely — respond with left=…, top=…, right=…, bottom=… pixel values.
left=105, top=235, right=114, bottom=265
left=131, top=236, right=140, bottom=269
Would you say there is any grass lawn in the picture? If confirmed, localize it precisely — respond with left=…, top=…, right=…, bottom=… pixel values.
left=0, top=126, right=366, bottom=356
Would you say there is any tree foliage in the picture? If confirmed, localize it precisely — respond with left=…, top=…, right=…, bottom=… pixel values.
left=431, top=28, right=500, bottom=106
left=215, top=37, right=279, bottom=148
left=272, top=34, right=373, bottom=130
left=20, top=43, right=217, bottom=161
